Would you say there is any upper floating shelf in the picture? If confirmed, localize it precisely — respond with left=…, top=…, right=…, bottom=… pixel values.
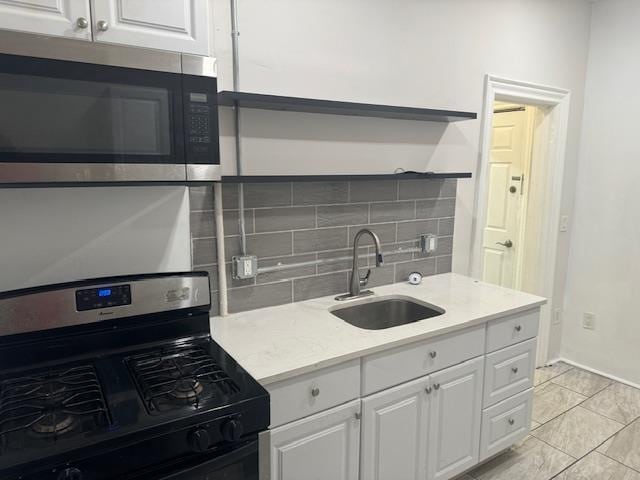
left=218, top=91, right=477, bottom=123
left=221, top=172, right=472, bottom=183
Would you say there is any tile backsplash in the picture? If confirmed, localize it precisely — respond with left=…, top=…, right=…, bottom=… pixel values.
left=190, top=179, right=456, bottom=314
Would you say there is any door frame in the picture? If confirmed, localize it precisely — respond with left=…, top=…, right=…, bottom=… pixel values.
left=470, top=75, right=571, bottom=366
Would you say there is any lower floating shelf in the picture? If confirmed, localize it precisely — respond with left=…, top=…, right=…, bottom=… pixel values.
left=221, top=173, right=472, bottom=183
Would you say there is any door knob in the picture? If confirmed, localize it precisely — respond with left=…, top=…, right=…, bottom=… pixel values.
left=76, top=17, right=89, bottom=29
left=496, top=240, right=513, bottom=248
left=97, top=20, right=109, bottom=31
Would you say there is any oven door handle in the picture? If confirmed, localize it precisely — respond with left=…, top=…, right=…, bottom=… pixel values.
left=155, top=440, right=258, bottom=480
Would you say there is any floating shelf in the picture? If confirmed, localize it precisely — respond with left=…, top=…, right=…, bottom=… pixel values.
left=221, top=172, right=472, bottom=183
left=218, top=91, right=477, bottom=123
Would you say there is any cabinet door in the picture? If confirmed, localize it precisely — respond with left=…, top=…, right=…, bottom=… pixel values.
left=361, top=376, right=429, bottom=480
left=0, top=0, right=91, bottom=40
left=269, top=400, right=360, bottom=480
left=427, top=357, right=484, bottom=480
left=91, top=0, right=210, bottom=55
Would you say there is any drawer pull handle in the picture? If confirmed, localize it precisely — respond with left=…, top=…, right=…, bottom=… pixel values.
left=311, top=387, right=320, bottom=397
left=425, top=386, right=432, bottom=394
left=433, top=383, right=440, bottom=390
left=515, top=325, right=522, bottom=332
left=512, top=367, right=519, bottom=374
left=429, top=351, right=437, bottom=359
left=508, top=418, right=515, bottom=425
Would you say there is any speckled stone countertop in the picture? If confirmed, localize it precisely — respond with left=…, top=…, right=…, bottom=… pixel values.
left=210, top=273, right=546, bottom=385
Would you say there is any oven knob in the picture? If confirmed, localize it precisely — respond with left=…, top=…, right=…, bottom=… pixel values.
left=221, top=418, right=244, bottom=442
left=57, top=467, right=83, bottom=480
left=188, top=428, right=211, bottom=453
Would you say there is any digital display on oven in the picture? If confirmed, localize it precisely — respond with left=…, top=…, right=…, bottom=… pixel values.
left=76, top=284, right=131, bottom=311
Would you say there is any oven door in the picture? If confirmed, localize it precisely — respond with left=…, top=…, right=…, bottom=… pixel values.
left=156, top=441, right=258, bottom=480
left=0, top=53, right=188, bottom=184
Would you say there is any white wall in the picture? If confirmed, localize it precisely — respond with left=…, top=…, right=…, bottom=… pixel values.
left=561, top=0, right=640, bottom=385
left=212, top=0, right=593, bottom=356
left=0, top=187, right=191, bottom=291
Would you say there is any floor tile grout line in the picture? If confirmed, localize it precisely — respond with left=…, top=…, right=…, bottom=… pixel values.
left=549, top=377, right=613, bottom=399
left=595, top=418, right=640, bottom=474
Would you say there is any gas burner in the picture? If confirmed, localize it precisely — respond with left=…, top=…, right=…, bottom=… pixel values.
left=0, top=365, right=110, bottom=450
left=31, top=412, right=75, bottom=435
left=129, top=344, right=240, bottom=414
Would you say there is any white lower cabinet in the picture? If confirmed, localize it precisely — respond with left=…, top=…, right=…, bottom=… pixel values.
left=361, top=376, right=430, bottom=480
left=427, top=357, right=484, bottom=480
left=268, top=399, right=361, bottom=480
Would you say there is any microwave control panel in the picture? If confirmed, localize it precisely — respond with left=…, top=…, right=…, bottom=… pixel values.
left=183, top=75, right=219, bottom=165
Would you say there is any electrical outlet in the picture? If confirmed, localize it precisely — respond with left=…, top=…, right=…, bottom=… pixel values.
left=560, top=215, right=569, bottom=232
left=232, top=255, right=258, bottom=279
left=583, top=312, right=596, bottom=330
left=553, top=308, right=562, bottom=325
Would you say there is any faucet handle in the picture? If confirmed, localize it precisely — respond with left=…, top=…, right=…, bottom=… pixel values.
left=359, top=269, right=371, bottom=286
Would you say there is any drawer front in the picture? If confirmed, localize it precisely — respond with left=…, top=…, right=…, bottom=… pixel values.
left=268, top=359, right=361, bottom=428
left=480, top=388, right=533, bottom=461
left=484, top=338, right=536, bottom=407
left=362, top=325, right=485, bottom=396
left=486, top=308, right=540, bottom=353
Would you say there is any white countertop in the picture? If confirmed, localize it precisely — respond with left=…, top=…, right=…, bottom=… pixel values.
left=210, top=273, right=546, bottom=386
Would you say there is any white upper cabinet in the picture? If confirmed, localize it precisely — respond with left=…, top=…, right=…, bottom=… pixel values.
left=0, top=0, right=91, bottom=40
left=90, top=0, right=210, bottom=55
left=361, top=376, right=430, bottom=480
left=427, top=357, right=484, bottom=480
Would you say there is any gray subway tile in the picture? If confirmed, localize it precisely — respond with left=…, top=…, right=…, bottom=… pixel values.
left=396, top=219, right=438, bottom=242
left=254, top=206, right=316, bottom=233
left=189, top=186, right=214, bottom=211
left=190, top=211, right=215, bottom=238
left=257, top=254, right=317, bottom=284
left=349, top=180, right=397, bottom=202
left=228, top=281, right=293, bottom=313
left=438, top=217, right=455, bottom=236
left=416, top=198, right=456, bottom=219
left=293, top=227, right=348, bottom=253
left=221, top=183, right=240, bottom=209
left=317, top=247, right=367, bottom=273
left=436, top=255, right=453, bottom=274
left=395, top=258, right=437, bottom=282
left=366, top=264, right=396, bottom=288
left=293, top=182, right=348, bottom=205
left=348, top=222, right=396, bottom=245
left=370, top=201, right=415, bottom=223
left=293, top=271, right=348, bottom=302
left=192, top=237, right=217, bottom=266
left=378, top=241, right=416, bottom=264
left=222, top=183, right=292, bottom=209
left=398, top=178, right=457, bottom=200
left=223, top=209, right=254, bottom=236
left=225, top=231, right=293, bottom=259
left=317, top=204, right=369, bottom=227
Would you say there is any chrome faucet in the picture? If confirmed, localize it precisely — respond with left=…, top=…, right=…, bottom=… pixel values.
left=335, top=229, right=384, bottom=301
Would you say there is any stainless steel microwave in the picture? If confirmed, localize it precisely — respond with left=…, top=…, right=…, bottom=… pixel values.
left=0, top=30, right=220, bottom=185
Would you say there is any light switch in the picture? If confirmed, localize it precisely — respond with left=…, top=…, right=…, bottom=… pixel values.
left=560, top=215, right=569, bottom=232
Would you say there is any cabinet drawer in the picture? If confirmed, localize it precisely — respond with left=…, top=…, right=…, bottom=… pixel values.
left=484, top=338, right=536, bottom=407
left=480, top=388, right=533, bottom=461
left=362, top=325, right=485, bottom=396
left=486, top=308, right=539, bottom=353
left=267, top=359, right=360, bottom=428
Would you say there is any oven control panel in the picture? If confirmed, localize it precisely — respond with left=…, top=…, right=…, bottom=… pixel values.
left=75, top=284, right=131, bottom=311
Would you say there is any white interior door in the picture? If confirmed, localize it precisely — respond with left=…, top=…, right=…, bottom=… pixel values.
left=361, top=376, right=429, bottom=480
left=0, top=0, right=91, bottom=40
left=90, top=0, right=210, bottom=55
left=481, top=105, right=533, bottom=288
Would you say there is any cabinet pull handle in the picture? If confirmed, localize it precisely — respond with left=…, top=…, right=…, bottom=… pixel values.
left=433, top=383, right=440, bottom=390
left=429, top=351, right=437, bottom=359
left=311, top=387, right=320, bottom=397
left=515, top=325, right=522, bottom=332
left=76, top=17, right=89, bottom=29
left=508, top=418, right=515, bottom=425
left=511, top=367, right=519, bottom=374
left=97, top=20, right=109, bottom=32
left=425, top=386, right=432, bottom=394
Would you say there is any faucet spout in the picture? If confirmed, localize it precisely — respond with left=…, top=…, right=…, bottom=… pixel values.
left=336, top=229, right=384, bottom=301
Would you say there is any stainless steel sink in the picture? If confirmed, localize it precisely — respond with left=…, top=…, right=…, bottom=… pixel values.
left=330, top=295, right=445, bottom=330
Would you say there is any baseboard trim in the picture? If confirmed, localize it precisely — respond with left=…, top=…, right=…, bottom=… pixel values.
left=557, top=357, right=640, bottom=390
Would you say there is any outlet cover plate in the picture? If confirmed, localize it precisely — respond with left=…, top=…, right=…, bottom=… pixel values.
left=583, top=312, right=596, bottom=330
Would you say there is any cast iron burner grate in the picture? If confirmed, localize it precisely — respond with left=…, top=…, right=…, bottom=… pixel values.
left=0, top=365, right=110, bottom=452
left=128, top=344, right=240, bottom=414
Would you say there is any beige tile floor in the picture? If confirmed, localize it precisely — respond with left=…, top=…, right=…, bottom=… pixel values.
left=462, top=362, right=640, bottom=480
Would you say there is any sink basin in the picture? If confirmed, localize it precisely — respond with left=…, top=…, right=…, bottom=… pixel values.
left=330, top=295, right=445, bottom=330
